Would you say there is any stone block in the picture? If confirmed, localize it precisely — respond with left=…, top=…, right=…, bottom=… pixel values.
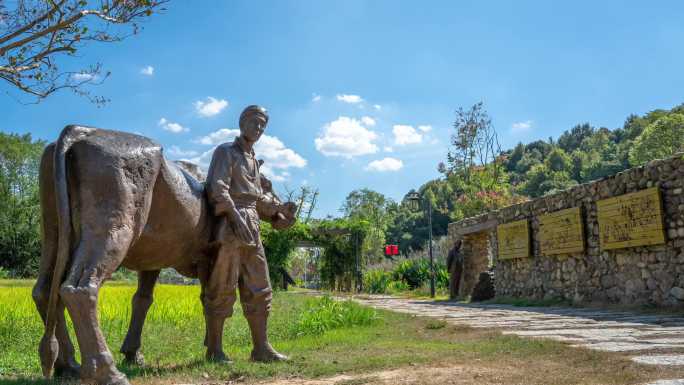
left=670, top=287, right=684, bottom=301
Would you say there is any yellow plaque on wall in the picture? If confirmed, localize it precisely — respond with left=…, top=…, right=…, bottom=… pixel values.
left=597, top=187, right=666, bottom=250
left=497, top=219, right=530, bottom=260
left=539, top=207, right=585, bottom=256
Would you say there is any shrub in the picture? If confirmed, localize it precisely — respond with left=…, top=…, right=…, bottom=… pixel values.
left=295, top=295, right=379, bottom=336
left=363, top=269, right=392, bottom=294
left=435, top=266, right=449, bottom=289
left=387, top=280, right=410, bottom=293
left=392, top=259, right=430, bottom=288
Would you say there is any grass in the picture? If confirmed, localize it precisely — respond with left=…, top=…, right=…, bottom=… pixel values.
left=1, top=280, right=682, bottom=385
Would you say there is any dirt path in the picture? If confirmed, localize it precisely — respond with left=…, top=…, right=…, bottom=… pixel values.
left=350, top=295, right=684, bottom=385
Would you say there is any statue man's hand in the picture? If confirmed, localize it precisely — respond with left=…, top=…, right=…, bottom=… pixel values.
left=229, top=209, right=255, bottom=245
left=271, top=201, right=297, bottom=230
left=279, top=202, right=297, bottom=217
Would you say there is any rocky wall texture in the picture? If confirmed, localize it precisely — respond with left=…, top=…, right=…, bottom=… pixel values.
left=447, top=153, right=684, bottom=306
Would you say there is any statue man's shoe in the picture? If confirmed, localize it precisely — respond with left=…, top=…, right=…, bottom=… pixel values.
left=250, top=345, right=288, bottom=362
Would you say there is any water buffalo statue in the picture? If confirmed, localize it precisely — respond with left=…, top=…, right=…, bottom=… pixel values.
left=32, top=125, right=295, bottom=385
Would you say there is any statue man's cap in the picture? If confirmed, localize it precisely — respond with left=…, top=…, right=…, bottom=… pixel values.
left=240, top=105, right=269, bottom=127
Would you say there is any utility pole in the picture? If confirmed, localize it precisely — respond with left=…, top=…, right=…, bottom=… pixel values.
left=355, top=232, right=361, bottom=292
left=428, top=202, right=435, bottom=298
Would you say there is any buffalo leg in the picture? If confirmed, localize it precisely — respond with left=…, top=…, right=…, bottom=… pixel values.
left=60, top=230, right=134, bottom=385
left=32, top=278, right=80, bottom=378
left=120, top=269, right=160, bottom=365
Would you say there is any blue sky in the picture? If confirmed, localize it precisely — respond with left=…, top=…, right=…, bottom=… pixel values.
left=2, top=1, right=683, bottom=217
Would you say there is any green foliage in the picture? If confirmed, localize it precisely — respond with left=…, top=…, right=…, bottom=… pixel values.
left=520, top=164, right=577, bottom=198
left=0, top=132, right=45, bottom=277
left=545, top=148, right=572, bottom=172
left=340, top=189, right=394, bottom=263
left=295, top=296, right=379, bottom=336
left=392, top=259, right=431, bottom=289
left=110, top=267, right=137, bottom=282
left=448, top=164, right=528, bottom=222
left=362, top=269, right=392, bottom=294
left=557, top=123, right=594, bottom=153
left=362, top=259, right=449, bottom=295
left=314, top=217, right=369, bottom=290
left=435, top=267, right=450, bottom=289
left=261, top=220, right=311, bottom=288
left=629, top=113, right=684, bottom=166
left=387, top=279, right=410, bottom=292
left=493, top=103, right=684, bottom=198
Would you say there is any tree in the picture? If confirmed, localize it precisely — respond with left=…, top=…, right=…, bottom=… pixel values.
left=446, top=102, right=501, bottom=180
left=520, top=163, right=576, bottom=198
left=340, top=189, right=394, bottom=263
left=545, top=148, right=572, bottom=172
left=0, top=0, right=167, bottom=103
left=0, top=132, right=45, bottom=277
left=629, top=114, right=684, bottom=166
left=557, top=123, right=594, bottom=153
left=505, top=142, right=525, bottom=172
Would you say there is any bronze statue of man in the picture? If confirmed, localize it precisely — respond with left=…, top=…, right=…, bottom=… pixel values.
left=203, top=105, right=289, bottom=362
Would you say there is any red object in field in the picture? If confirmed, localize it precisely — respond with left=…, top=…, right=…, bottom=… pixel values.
left=385, top=244, right=399, bottom=256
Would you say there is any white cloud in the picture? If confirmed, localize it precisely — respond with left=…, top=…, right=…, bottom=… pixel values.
left=71, top=73, right=95, bottom=82
left=183, top=148, right=215, bottom=170
left=366, top=157, right=404, bottom=172
left=194, top=97, right=229, bottom=117
left=511, top=120, right=533, bottom=133
left=314, top=116, right=378, bottom=158
left=194, top=128, right=240, bottom=145
left=393, top=125, right=422, bottom=145
left=361, top=116, right=376, bottom=127
left=256, top=135, right=307, bottom=170
left=383, top=146, right=394, bottom=153
left=140, top=65, right=154, bottom=76
left=373, top=104, right=382, bottom=110
left=190, top=129, right=306, bottom=182
left=418, top=125, right=432, bottom=133
left=158, top=118, right=189, bottom=133
left=312, top=94, right=321, bottom=102
left=336, top=94, right=363, bottom=104
left=167, top=145, right=197, bottom=157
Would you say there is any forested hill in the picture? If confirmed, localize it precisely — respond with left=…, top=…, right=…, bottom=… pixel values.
left=386, top=103, right=684, bottom=253
left=502, top=103, right=684, bottom=198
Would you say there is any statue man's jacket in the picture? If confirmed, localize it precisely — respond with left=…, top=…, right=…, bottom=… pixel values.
left=205, top=137, right=277, bottom=245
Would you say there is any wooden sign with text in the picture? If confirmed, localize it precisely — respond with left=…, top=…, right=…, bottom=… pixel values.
left=539, top=207, right=585, bottom=256
left=497, top=219, right=530, bottom=260
left=597, top=187, right=666, bottom=250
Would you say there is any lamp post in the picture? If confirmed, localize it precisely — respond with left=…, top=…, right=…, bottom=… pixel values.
left=407, top=191, right=435, bottom=298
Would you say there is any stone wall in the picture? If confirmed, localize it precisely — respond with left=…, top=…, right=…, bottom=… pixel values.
left=447, top=153, right=684, bottom=306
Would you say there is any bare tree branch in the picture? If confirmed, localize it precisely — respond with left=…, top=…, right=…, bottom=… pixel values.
left=0, top=0, right=167, bottom=104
